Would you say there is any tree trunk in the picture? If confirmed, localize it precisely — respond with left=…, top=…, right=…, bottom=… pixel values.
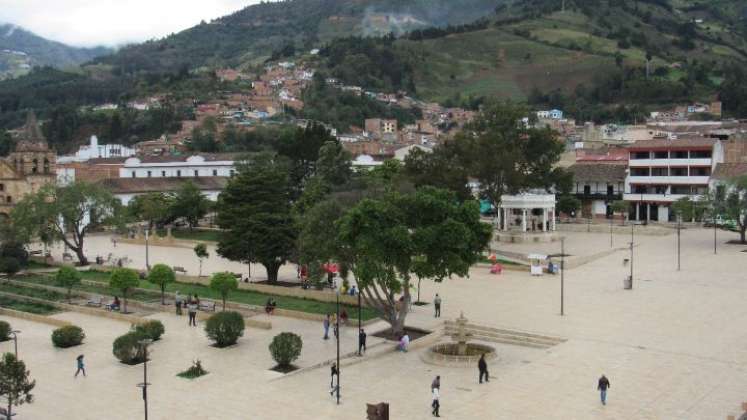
left=740, top=226, right=746, bottom=244
left=161, top=286, right=166, bottom=305
left=73, top=247, right=88, bottom=266
left=222, top=295, right=227, bottom=311
left=7, top=401, right=11, bottom=420
left=123, top=292, right=128, bottom=314
left=265, top=263, right=280, bottom=284
left=198, top=260, right=203, bottom=277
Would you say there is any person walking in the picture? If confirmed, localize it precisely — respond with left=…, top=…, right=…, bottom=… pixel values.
left=175, top=291, right=183, bottom=316
left=329, top=362, right=339, bottom=395
left=74, top=355, right=86, bottom=378
left=597, top=374, right=611, bottom=405
left=431, top=385, right=440, bottom=417
left=478, top=354, right=489, bottom=383
left=323, top=314, right=330, bottom=340
left=434, top=294, right=442, bottom=318
left=187, top=299, right=198, bottom=327
left=358, top=329, right=367, bottom=355
left=332, top=313, right=339, bottom=339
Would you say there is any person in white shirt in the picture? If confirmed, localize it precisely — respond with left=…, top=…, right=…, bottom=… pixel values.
left=431, top=386, right=440, bottom=417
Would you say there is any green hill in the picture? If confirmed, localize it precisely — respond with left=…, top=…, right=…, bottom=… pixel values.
left=0, top=24, right=111, bottom=79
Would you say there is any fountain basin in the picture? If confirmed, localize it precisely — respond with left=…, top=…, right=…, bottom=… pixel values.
left=421, top=342, right=497, bottom=367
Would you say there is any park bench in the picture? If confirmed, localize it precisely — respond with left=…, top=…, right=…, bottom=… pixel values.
left=173, top=266, right=187, bottom=274
left=86, top=296, right=103, bottom=307
left=199, top=301, right=216, bottom=312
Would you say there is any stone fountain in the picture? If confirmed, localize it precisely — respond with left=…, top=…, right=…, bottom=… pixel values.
left=421, top=312, right=497, bottom=367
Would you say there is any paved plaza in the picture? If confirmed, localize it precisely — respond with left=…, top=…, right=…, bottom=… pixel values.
left=4, top=227, right=747, bottom=419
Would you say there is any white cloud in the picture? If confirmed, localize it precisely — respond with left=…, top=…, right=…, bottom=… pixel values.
left=0, top=0, right=261, bottom=47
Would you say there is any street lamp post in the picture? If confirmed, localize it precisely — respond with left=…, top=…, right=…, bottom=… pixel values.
left=610, top=213, right=613, bottom=248
left=137, top=338, right=154, bottom=420
left=357, top=286, right=362, bottom=356
left=9, top=330, right=20, bottom=357
left=677, top=215, right=682, bottom=271
left=713, top=214, right=717, bottom=255
left=629, top=222, right=635, bottom=290
left=560, top=237, right=565, bottom=316
left=144, top=227, right=150, bottom=271
left=335, top=290, right=341, bottom=405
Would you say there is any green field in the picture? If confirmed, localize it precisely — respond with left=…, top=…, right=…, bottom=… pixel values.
left=0, top=295, right=59, bottom=315
left=16, top=271, right=379, bottom=321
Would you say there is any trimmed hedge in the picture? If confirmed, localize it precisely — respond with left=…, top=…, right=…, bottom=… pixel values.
left=204, top=311, right=244, bottom=348
left=51, top=325, right=85, bottom=348
left=134, top=320, right=165, bottom=341
left=112, top=331, right=148, bottom=365
left=0, top=321, right=10, bottom=342
left=269, top=332, right=303, bottom=368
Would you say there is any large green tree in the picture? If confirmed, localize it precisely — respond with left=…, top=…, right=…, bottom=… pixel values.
left=404, top=142, right=472, bottom=201
left=11, top=181, right=122, bottom=266
left=147, top=264, right=176, bottom=305
left=54, top=266, right=82, bottom=303
left=306, top=187, right=491, bottom=334
left=127, top=192, right=175, bottom=229
left=171, top=181, right=211, bottom=229
left=109, top=268, right=140, bottom=314
left=0, top=353, right=35, bottom=420
left=209, top=272, right=239, bottom=311
left=718, top=176, right=747, bottom=243
left=216, top=154, right=296, bottom=283
left=455, top=101, right=565, bottom=211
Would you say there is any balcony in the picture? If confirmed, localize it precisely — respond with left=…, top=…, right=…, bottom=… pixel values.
left=623, top=193, right=705, bottom=203
left=628, top=158, right=712, bottom=167
left=627, top=175, right=710, bottom=185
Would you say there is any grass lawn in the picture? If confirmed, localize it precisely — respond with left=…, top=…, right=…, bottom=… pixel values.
left=0, top=295, right=59, bottom=315
left=19, top=271, right=379, bottom=321
left=26, top=260, right=54, bottom=270
left=0, top=282, right=67, bottom=301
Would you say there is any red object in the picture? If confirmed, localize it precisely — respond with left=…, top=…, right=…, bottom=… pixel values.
left=488, top=254, right=497, bottom=262
left=323, top=263, right=339, bottom=273
left=490, top=264, right=503, bottom=274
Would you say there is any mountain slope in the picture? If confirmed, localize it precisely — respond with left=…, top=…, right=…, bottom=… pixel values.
left=0, top=24, right=111, bottom=78
left=94, top=0, right=503, bottom=73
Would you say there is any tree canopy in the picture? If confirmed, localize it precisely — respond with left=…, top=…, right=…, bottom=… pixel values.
left=109, top=268, right=140, bottom=313
left=209, top=272, right=239, bottom=311
left=147, top=264, right=176, bottom=305
left=216, top=154, right=296, bottom=283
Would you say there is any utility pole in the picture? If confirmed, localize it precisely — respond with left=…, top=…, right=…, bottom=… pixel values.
left=336, top=291, right=341, bottom=405
left=677, top=216, right=681, bottom=271
left=560, top=237, right=565, bottom=316
left=629, top=222, right=634, bottom=290
left=137, top=339, right=153, bottom=420
left=357, top=287, right=362, bottom=356
left=610, top=214, right=614, bottom=248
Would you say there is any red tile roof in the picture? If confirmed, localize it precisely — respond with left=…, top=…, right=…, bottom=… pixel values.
left=101, top=177, right=227, bottom=194
left=627, top=137, right=716, bottom=150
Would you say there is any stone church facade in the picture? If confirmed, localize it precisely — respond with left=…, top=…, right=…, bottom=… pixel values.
left=0, top=113, right=57, bottom=218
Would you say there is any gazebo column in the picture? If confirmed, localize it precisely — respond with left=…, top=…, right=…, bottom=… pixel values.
left=503, top=208, right=509, bottom=231
left=551, top=209, right=556, bottom=231
left=522, top=209, right=527, bottom=232
left=542, top=208, right=548, bottom=232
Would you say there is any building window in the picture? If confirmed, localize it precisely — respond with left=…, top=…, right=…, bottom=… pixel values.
left=147, top=171, right=152, bottom=178
left=690, top=150, right=711, bottom=159
left=670, top=167, right=688, bottom=176
left=653, top=151, right=668, bottom=159
left=671, top=186, right=691, bottom=195
left=690, top=167, right=710, bottom=176
left=131, top=171, right=136, bottom=178
left=631, top=168, right=650, bottom=176
left=161, top=171, right=166, bottom=177
left=651, top=168, right=668, bottom=176
left=213, top=170, right=218, bottom=176
left=583, top=185, right=591, bottom=195
left=0, top=184, right=3, bottom=192
left=633, top=185, right=648, bottom=194
left=32, top=159, right=38, bottom=174
left=607, top=185, right=614, bottom=195
left=672, top=151, right=688, bottom=159
left=654, top=185, right=667, bottom=194
left=194, top=170, right=199, bottom=177
left=177, top=170, right=181, bottom=178
left=631, top=152, right=650, bottom=160
left=43, top=158, right=50, bottom=174
left=5, top=196, right=11, bottom=203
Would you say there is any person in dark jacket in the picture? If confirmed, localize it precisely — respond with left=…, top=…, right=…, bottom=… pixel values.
left=478, top=354, right=489, bottom=383
left=358, top=329, right=367, bottom=355
left=597, top=374, right=611, bottom=405
left=330, top=362, right=339, bottom=395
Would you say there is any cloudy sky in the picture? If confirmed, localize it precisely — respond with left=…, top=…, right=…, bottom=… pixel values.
left=0, top=0, right=261, bottom=47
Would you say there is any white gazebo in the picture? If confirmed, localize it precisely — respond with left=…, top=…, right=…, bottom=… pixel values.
left=498, top=193, right=557, bottom=233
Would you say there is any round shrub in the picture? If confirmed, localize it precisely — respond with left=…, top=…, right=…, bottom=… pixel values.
left=112, top=331, right=148, bottom=364
left=134, top=320, right=165, bottom=341
left=204, top=311, right=244, bottom=348
left=269, top=332, right=303, bottom=368
left=0, top=321, right=10, bottom=342
left=51, top=325, right=85, bottom=348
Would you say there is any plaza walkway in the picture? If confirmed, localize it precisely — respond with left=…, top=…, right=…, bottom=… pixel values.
left=5, top=227, right=747, bottom=419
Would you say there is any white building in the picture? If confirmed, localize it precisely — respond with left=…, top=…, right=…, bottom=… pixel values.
left=57, top=136, right=136, bottom=164
left=102, top=177, right=227, bottom=206
left=537, top=109, right=564, bottom=120
left=120, top=154, right=238, bottom=179
left=623, top=138, right=723, bottom=222
left=394, top=144, right=432, bottom=161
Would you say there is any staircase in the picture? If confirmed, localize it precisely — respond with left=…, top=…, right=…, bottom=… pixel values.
left=444, top=321, right=566, bottom=349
